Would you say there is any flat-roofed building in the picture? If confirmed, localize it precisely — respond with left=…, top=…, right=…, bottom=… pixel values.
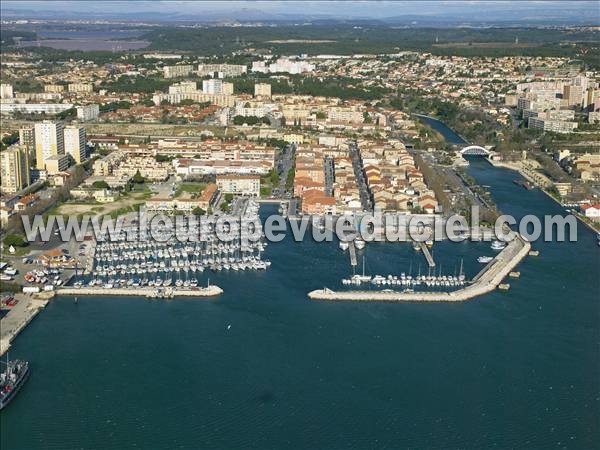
left=163, top=64, right=194, bottom=79
left=216, top=174, right=261, bottom=196
left=76, top=104, right=99, bottom=122
left=68, top=83, right=93, bottom=93
left=44, top=154, right=70, bottom=175
left=0, top=145, right=30, bottom=193
left=254, top=83, right=272, bottom=98
left=34, top=121, right=64, bottom=170
left=64, top=125, right=87, bottom=164
left=19, top=126, right=35, bottom=160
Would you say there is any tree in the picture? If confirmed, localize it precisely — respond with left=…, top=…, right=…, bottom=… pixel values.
left=192, top=206, right=206, bottom=216
left=224, top=193, right=234, bottom=203
left=131, top=170, right=146, bottom=184
left=92, top=180, right=110, bottom=189
left=3, top=234, right=27, bottom=248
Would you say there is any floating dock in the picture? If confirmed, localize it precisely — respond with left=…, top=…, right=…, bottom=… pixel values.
left=348, top=241, right=357, bottom=267
left=308, top=235, right=531, bottom=303
left=419, top=242, right=436, bottom=267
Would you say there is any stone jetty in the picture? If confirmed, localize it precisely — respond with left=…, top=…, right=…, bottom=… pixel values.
left=308, top=235, right=531, bottom=302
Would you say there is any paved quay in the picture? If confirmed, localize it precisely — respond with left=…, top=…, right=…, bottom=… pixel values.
left=57, top=285, right=224, bottom=298
left=1, top=293, right=51, bottom=356
left=308, top=235, right=531, bottom=302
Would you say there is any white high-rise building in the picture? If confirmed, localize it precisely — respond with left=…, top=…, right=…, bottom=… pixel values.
left=0, top=83, right=14, bottom=99
left=64, top=125, right=86, bottom=164
left=0, top=145, right=29, bottom=193
left=203, top=79, right=224, bottom=95
left=34, top=121, right=64, bottom=170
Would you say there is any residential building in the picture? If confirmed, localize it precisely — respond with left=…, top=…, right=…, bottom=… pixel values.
left=1, top=103, right=74, bottom=115
left=0, top=83, right=13, bottom=99
left=44, top=154, right=70, bottom=175
left=528, top=117, right=578, bottom=133
left=197, top=64, right=246, bottom=78
left=44, top=84, right=65, bottom=93
left=0, top=145, right=30, bottom=193
left=76, top=104, right=99, bottom=122
left=163, top=64, right=194, bottom=79
left=203, top=79, right=224, bottom=95
left=581, top=203, right=600, bottom=219
left=19, top=126, right=35, bottom=160
left=68, top=83, right=93, bottom=93
left=34, top=121, right=64, bottom=170
left=222, top=82, right=234, bottom=96
left=168, top=81, right=197, bottom=94
left=64, top=125, right=87, bottom=164
left=254, top=83, right=272, bottom=98
left=216, top=175, right=261, bottom=196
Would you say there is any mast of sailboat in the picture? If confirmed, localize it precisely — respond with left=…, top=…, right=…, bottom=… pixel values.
left=459, top=258, right=464, bottom=278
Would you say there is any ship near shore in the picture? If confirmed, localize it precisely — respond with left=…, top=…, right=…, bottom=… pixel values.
left=513, top=179, right=535, bottom=190
left=0, top=359, right=30, bottom=410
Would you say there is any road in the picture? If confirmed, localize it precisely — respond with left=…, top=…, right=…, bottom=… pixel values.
left=349, top=141, right=372, bottom=211
left=273, top=143, right=295, bottom=198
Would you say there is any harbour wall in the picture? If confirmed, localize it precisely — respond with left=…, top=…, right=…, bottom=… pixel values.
left=308, top=235, right=531, bottom=303
left=56, top=285, right=224, bottom=298
left=0, top=294, right=51, bottom=356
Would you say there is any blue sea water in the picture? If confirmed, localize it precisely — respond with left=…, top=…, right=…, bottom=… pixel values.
left=1, top=157, right=598, bottom=449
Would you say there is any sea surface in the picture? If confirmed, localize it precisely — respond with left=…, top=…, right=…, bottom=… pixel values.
left=1, top=158, right=598, bottom=448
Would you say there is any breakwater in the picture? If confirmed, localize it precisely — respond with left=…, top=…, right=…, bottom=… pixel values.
left=57, top=285, right=224, bottom=298
left=0, top=294, right=51, bottom=356
left=308, top=234, right=531, bottom=302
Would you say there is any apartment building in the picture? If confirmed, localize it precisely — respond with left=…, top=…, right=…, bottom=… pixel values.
left=68, top=83, right=93, bottom=93
left=254, top=83, right=272, bottom=98
left=34, top=121, right=65, bottom=170
left=0, top=83, right=14, bottom=99
left=0, top=145, right=30, bottom=193
left=44, top=84, right=65, bottom=93
left=19, top=126, right=35, bottom=160
left=197, top=64, right=247, bottom=78
left=163, top=64, right=194, bottom=79
left=64, top=125, right=87, bottom=164
left=216, top=175, right=261, bottom=196
left=76, top=104, right=100, bottom=122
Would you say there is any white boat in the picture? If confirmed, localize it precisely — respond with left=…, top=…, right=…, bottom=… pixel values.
left=339, top=241, right=349, bottom=251
left=478, top=256, right=494, bottom=264
left=354, top=238, right=366, bottom=249
left=491, top=241, right=506, bottom=251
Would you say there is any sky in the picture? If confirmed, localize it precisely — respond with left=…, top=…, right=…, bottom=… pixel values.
left=1, top=1, right=596, bottom=23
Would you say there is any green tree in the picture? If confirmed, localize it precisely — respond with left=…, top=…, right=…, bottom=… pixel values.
left=192, top=206, right=206, bottom=216
left=131, top=170, right=146, bottom=184
left=3, top=234, right=27, bottom=248
left=92, top=180, right=110, bottom=189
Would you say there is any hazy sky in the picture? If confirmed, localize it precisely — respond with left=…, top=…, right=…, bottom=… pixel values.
left=1, top=1, right=595, bottom=20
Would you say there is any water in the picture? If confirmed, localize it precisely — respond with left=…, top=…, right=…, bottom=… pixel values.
left=2, top=166, right=598, bottom=448
left=416, top=114, right=468, bottom=145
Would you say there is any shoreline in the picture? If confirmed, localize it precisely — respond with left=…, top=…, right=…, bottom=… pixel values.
left=308, top=234, right=531, bottom=302
left=486, top=158, right=600, bottom=234
left=0, top=293, right=52, bottom=356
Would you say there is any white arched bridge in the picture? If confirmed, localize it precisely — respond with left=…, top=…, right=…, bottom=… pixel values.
left=459, top=145, right=491, bottom=156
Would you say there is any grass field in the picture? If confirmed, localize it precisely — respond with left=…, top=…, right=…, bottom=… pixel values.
left=175, top=182, right=206, bottom=198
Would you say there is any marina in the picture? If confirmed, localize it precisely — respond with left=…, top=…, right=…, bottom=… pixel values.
left=310, top=234, right=531, bottom=302
left=68, top=200, right=270, bottom=294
